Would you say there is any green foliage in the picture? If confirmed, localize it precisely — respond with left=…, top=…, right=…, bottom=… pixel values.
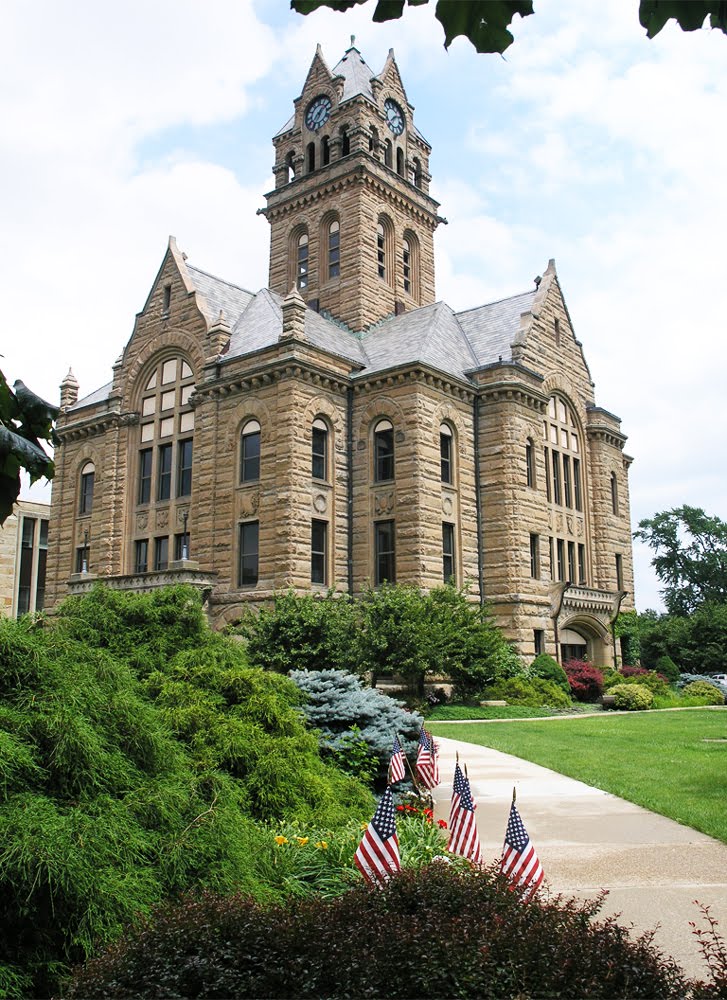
left=289, top=668, right=422, bottom=785
left=604, top=669, right=669, bottom=697
left=655, top=654, right=680, bottom=684
left=0, top=370, right=57, bottom=524
left=610, top=683, right=654, bottom=711
left=66, top=864, right=691, bottom=999
left=529, top=652, right=570, bottom=693
left=483, top=675, right=573, bottom=709
left=635, top=507, right=727, bottom=615
left=236, top=590, right=358, bottom=674
left=0, top=587, right=372, bottom=997
left=614, top=609, right=642, bottom=665
left=682, top=680, right=725, bottom=706
left=292, top=1, right=727, bottom=57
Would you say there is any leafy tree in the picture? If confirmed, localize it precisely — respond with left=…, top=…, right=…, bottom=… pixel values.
left=291, top=0, right=727, bottom=56
left=0, top=370, right=57, bottom=524
left=634, top=506, right=727, bottom=615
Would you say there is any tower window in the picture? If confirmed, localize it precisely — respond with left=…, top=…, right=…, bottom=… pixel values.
left=611, top=472, right=619, bottom=515
left=403, top=238, right=411, bottom=294
left=440, top=424, right=453, bottom=484
left=322, top=135, right=330, bottom=166
left=616, top=553, right=624, bottom=590
left=311, top=519, right=328, bottom=585
left=530, top=533, right=540, bottom=579
left=285, top=150, right=296, bottom=182
left=373, top=420, right=394, bottom=482
left=312, top=419, right=328, bottom=480
left=79, top=462, right=95, bottom=515
left=306, top=142, right=315, bottom=173
left=525, top=439, right=535, bottom=488
left=442, top=522, right=455, bottom=584
left=162, top=284, right=171, bottom=315
left=374, top=520, right=396, bottom=585
left=384, top=139, right=393, bottom=168
left=240, top=420, right=261, bottom=483
left=341, top=126, right=350, bottom=156
left=297, top=233, right=309, bottom=291
left=328, top=220, right=340, bottom=279
left=376, top=216, right=394, bottom=286
left=377, top=223, right=386, bottom=279
left=239, top=521, right=259, bottom=587
left=396, top=147, right=405, bottom=176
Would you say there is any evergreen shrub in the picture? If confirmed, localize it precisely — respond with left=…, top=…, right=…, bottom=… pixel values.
left=610, top=683, right=654, bottom=711
left=66, top=864, right=690, bottom=999
left=563, top=660, right=604, bottom=702
left=604, top=669, right=669, bottom=696
left=529, top=653, right=570, bottom=694
left=483, top=676, right=572, bottom=709
left=289, top=669, right=423, bottom=785
left=678, top=673, right=727, bottom=698
left=681, top=681, right=725, bottom=706
left=655, top=655, right=680, bottom=684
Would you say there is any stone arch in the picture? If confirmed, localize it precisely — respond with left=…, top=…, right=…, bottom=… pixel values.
left=318, top=209, right=341, bottom=284
left=353, top=394, right=407, bottom=444
left=558, top=613, right=610, bottom=666
left=122, top=332, right=203, bottom=412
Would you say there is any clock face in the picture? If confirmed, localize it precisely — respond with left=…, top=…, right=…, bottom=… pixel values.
left=384, top=98, right=405, bottom=136
left=305, top=95, right=332, bottom=132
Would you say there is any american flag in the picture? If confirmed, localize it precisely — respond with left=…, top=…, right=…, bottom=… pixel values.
left=447, top=762, right=483, bottom=865
left=416, top=728, right=439, bottom=789
left=354, top=785, right=400, bottom=885
left=501, top=800, right=544, bottom=902
left=388, top=735, right=406, bottom=784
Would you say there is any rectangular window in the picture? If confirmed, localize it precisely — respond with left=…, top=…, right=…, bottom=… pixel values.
left=534, top=629, right=545, bottom=655
left=139, top=449, right=152, bottom=504
left=241, top=429, right=261, bottom=483
left=35, top=520, right=48, bottom=611
left=80, top=470, right=94, bottom=514
left=551, top=451, right=561, bottom=505
left=573, top=458, right=582, bottom=511
left=442, top=522, right=455, bottom=583
left=526, top=440, right=535, bottom=488
left=174, top=532, right=190, bottom=561
left=567, top=541, right=576, bottom=584
left=578, top=543, right=586, bottom=585
left=239, top=521, right=259, bottom=587
left=544, top=448, right=551, bottom=501
left=177, top=439, right=193, bottom=497
left=328, top=223, right=340, bottom=279
left=529, top=533, right=540, bottom=579
left=611, top=472, right=619, bottom=515
left=312, top=425, right=327, bottom=480
left=440, top=430, right=452, bottom=484
left=311, top=519, right=327, bottom=585
left=157, top=443, right=172, bottom=501
left=162, top=283, right=171, bottom=315
left=134, top=539, right=149, bottom=574
left=549, top=536, right=554, bottom=580
left=374, top=426, right=394, bottom=482
left=556, top=539, right=565, bottom=582
left=17, top=517, right=35, bottom=615
left=374, top=520, right=396, bottom=585
left=75, top=546, right=87, bottom=575
left=563, top=455, right=572, bottom=508
left=154, top=536, right=169, bottom=572
left=616, top=553, right=624, bottom=590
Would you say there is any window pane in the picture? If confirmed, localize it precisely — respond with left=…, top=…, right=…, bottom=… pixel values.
left=374, top=520, right=395, bottom=585
left=552, top=451, right=561, bottom=505
left=180, top=411, right=194, bottom=433
left=442, top=522, right=455, bottom=583
left=374, top=426, right=394, bottom=482
left=312, top=425, right=327, bottom=479
left=177, top=439, right=193, bottom=497
left=162, top=359, right=176, bottom=384
left=135, top=539, right=149, bottom=574
left=440, top=431, right=452, bottom=484
left=160, top=417, right=174, bottom=437
left=145, top=372, right=157, bottom=390
left=139, top=449, right=152, bottom=504
left=181, top=361, right=193, bottom=379
left=141, top=422, right=154, bottom=442
left=142, top=396, right=156, bottom=416
left=80, top=470, right=94, bottom=514
left=241, top=430, right=261, bottom=482
left=239, top=521, right=259, bottom=586
left=311, top=519, right=327, bottom=584
left=174, top=532, right=190, bottom=561
left=158, top=444, right=172, bottom=501
left=154, top=536, right=169, bottom=571
left=181, top=384, right=193, bottom=405
left=161, top=390, right=175, bottom=411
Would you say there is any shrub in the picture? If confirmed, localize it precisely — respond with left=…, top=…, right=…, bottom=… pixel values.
left=529, top=652, right=570, bottom=694
left=563, top=659, right=604, bottom=702
left=289, top=669, right=422, bottom=785
left=681, top=681, right=725, bottom=706
left=678, top=673, right=727, bottom=698
left=66, top=865, right=690, bottom=999
left=483, top=676, right=572, bottom=709
left=655, top=655, right=680, bottom=684
left=605, top=668, right=669, bottom=697
left=610, top=683, right=654, bottom=711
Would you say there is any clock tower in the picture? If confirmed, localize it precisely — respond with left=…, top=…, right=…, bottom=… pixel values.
left=262, top=43, right=443, bottom=332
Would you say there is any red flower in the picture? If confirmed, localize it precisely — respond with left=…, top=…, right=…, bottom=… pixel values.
left=438, top=819, right=447, bottom=829
left=423, top=808, right=433, bottom=818
left=396, top=805, right=405, bottom=812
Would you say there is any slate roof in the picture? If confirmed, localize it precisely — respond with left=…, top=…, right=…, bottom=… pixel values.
left=186, top=266, right=254, bottom=325
left=332, top=46, right=376, bottom=103
left=456, top=290, right=537, bottom=368
left=72, top=381, right=113, bottom=410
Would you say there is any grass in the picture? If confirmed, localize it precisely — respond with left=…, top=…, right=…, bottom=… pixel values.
left=426, top=703, right=590, bottom=721
left=428, top=708, right=727, bottom=843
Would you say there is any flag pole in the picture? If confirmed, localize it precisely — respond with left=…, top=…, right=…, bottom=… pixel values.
left=512, top=785, right=517, bottom=804
left=399, top=733, right=424, bottom=797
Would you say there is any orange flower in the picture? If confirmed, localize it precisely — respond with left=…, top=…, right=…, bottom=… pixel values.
left=274, top=835, right=288, bottom=845
left=296, top=837, right=309, bottom=846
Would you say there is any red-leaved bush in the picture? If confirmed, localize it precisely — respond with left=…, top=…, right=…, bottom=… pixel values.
left=563, top=659, right=604, bottom=702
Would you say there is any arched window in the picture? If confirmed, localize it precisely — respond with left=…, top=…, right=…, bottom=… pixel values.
left=296, top=232, right=309, bottom=291
left=240, top=420, right=261, bottom=483
left=611, top=472, right=619, bottom=515
left=544, top=395, right=586, bottom=585
left=440, top=424, right=453, bottom=484
left=374, top=419, right=394, bottom=482
left=384, top=139, right=393, bottom=168
left=328, top=220, right=340, bottom=280
left=134, top=356, right=195, bottom=573
left=396, top=147, right=405, bottom=176
left=369, top=126, right=379, bottom=153
left=410, top=156, right=422, bottom=188
left=79, top=462, right=95, bottom=514
left=402, top=231, right=419, bottom=300
left=377, top=216, right=394, bottom=286
left=322, top=135, right=330, bottom=166
left=341, top=126, right=350, bottom=157
left=285, top=150, right=296, bottom=182
left=312, top=418, right=328, bottom=480
left=306, top=142, right=315, bottom=173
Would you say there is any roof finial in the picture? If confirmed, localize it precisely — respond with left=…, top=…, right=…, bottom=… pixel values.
left=351, top=34, right=355, bottom=48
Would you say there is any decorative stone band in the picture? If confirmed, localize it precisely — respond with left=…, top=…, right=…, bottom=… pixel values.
left=67, top=565, right=217, bottom=600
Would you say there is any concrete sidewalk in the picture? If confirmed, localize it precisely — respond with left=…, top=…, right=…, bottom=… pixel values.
left=431, top=734, right=727, bottom=980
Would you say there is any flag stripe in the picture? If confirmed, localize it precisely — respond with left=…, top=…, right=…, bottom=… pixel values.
left=500, top=801, right=544, bottom=901
left=354, top=785, right=400, bottom=886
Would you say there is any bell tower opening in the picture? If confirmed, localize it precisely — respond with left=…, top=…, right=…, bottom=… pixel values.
left=262, top=42, right=443, bottom=332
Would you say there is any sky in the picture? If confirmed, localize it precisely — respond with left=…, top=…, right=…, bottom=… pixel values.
left=2, top=0, right=726, bottom=612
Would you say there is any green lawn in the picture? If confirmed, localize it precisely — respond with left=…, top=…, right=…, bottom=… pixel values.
left=429, top=709, right=727, bottom=843
left=426, top=704, right=567, bottom=721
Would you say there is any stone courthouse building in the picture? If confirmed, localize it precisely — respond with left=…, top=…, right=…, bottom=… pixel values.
left=46, top=43, right=635, bottom=663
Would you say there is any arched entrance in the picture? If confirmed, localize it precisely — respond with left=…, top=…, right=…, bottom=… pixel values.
left=558, top=616, right=610, bottom=666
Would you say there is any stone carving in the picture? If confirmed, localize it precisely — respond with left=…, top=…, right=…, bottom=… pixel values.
left=313, top=493, right=327, bottom=513
left=374, top=492, right=395, bottom=515
left=239, top=491, right=260, bottom=517
left=137, top=513, right=148, bottom=530
left=442, top=495, right=453, bottom=516
left=156, top=509, right=169, bottom=529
